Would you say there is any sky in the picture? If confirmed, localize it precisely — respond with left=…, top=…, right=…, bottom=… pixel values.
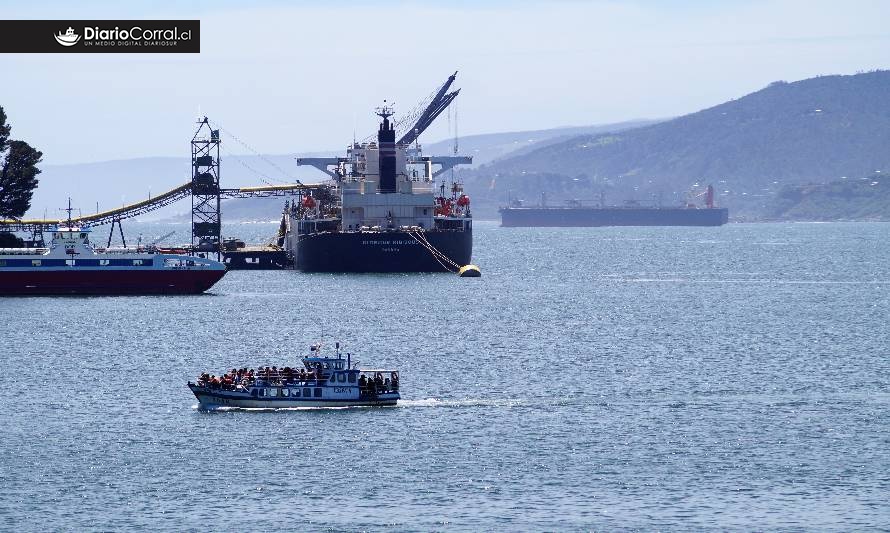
left=1, top=0, right=888, bottom=164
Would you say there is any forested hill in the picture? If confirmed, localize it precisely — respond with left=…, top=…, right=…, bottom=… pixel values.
left=466, top=71, right=890, bottom=219
left=766, top=173, right=890, bottom=221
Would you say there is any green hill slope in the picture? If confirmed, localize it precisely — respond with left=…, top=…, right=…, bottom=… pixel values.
left=766, top=173, right=890, bottom=221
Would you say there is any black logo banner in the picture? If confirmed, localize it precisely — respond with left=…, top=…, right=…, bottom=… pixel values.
left=0, top=20, right=200, bottom=53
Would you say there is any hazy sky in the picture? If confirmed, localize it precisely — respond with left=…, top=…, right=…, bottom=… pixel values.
left=2, top=0, right=888, bottom=164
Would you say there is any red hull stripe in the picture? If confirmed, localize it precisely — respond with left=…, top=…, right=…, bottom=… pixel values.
left=0, top=270, right=226, bottom=295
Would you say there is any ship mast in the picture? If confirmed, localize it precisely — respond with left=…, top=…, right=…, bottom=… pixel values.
left=64, top=198, right=74, bottom=228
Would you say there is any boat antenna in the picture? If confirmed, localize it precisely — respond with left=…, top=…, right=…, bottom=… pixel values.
left=375, top=100, right=394, bottom=121
left=65, top=198, right=73, bottom=227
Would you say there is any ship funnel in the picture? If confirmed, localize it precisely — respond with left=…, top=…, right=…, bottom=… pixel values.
left=378, top=104, right=397, bottom=194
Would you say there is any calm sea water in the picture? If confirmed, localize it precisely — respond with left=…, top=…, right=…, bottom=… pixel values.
left=2, top=221, right=888, bottom=531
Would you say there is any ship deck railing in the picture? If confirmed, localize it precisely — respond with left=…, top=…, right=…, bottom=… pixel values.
left=194, top=378, right=325, bottom=390
left=194, top=370, right=399, bottom=390
left=96, top=246, right=159, bottom=255
left=0, top=247, right=49, bottom=255
left=161, top=257, right=221, bottom=268
left=311, top=225, right=468, bottom=234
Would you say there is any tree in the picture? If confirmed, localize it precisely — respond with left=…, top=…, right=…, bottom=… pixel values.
left=0, top=105, right=42, bottom=219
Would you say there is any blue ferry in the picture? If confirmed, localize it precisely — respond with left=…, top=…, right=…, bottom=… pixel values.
left=188, top=343, right=400, bottom=409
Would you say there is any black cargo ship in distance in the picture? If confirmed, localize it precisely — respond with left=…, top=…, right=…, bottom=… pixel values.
left=500, top=185, right=728, bottom=227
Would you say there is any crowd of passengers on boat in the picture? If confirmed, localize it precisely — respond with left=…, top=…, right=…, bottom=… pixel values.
left=195, top=365, right=399, bottom=395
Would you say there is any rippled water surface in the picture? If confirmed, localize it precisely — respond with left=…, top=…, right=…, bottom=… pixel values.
left=2, top=221, right=889, bottom=530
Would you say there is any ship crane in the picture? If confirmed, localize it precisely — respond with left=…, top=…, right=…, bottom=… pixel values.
left=687, top=184, right=716, bottom=208
left=297, top=72, right=471, bottom=179
left=396, top=71, right=460, bottom=146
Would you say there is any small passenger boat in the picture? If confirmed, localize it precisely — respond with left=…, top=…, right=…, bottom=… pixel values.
left=188, top=343, right=400, bottom=409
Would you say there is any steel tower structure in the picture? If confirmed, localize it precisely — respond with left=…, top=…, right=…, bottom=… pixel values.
left=191, top=117, right=221, bottom=259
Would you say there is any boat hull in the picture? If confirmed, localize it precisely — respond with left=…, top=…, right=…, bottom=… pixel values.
left=0, top=269, right=226, bottom=295
left=190, top=384, right=399, bottom=408
left=294, top=229, right=472, bottom=272
left=499, top=207, right=729, bottom=227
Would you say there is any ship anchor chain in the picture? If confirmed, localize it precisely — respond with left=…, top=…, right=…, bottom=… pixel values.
left=406, top=229, right=480, bottom=277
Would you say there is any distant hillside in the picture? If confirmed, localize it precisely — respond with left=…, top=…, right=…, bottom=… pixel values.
left=466, top=71, right=890, bottom=220
left=765, top=172, right=890, bottom=221
left=421, top=120, right=658, bottom=166
left=25, top=121, right=657, bottom=221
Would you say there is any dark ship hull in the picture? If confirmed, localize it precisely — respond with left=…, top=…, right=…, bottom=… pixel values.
left=499, top=207, right=729, bottom=227
left=295, top=229, right=472, bottom=273
left=222, top=248, right=292, bottom=270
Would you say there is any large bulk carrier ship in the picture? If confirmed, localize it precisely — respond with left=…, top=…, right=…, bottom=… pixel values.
left=282, top=75, right=473, bottom=273
left=500, top=186, right=729, bottom=227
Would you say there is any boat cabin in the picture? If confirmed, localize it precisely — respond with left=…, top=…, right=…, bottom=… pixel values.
left=302, top=355, right=359, bottom=384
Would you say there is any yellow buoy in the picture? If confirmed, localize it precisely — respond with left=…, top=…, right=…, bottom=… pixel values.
left=458, top=264, right=482, bottom=277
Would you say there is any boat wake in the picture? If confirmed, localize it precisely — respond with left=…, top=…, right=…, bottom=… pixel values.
left=397, top=398, right=525, bottom=408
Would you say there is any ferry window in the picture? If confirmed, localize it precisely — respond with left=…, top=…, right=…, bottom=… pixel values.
left=80, top=233, right=86, bottom=239
left=291, top=388, right=300, bottom=397
left=32, top=260, right=41, bottom=266
left=258, top=389, right=265, bottom=397
left=314, top=388, right=322, bottom=398
left=303, top=387, right=311, bottom=397
left=66, top=259, right=75, bottom=266
left=282, top=389, right=289, bottom=397
left=269, top=388, right=278, bottom=397
left=338, top=373, right=346, bottom=383
left=133, top=260, right=143, bottom=266
left=251, top=389, right=258, bottom=398
left=100, top=260, right=110, bottom=266
left=348, top=373, right=356, bottom=383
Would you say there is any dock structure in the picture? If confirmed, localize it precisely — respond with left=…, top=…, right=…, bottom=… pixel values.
left=0, top=182, right=323, bottom=232
left=0, top=115, right=327, bottom=248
